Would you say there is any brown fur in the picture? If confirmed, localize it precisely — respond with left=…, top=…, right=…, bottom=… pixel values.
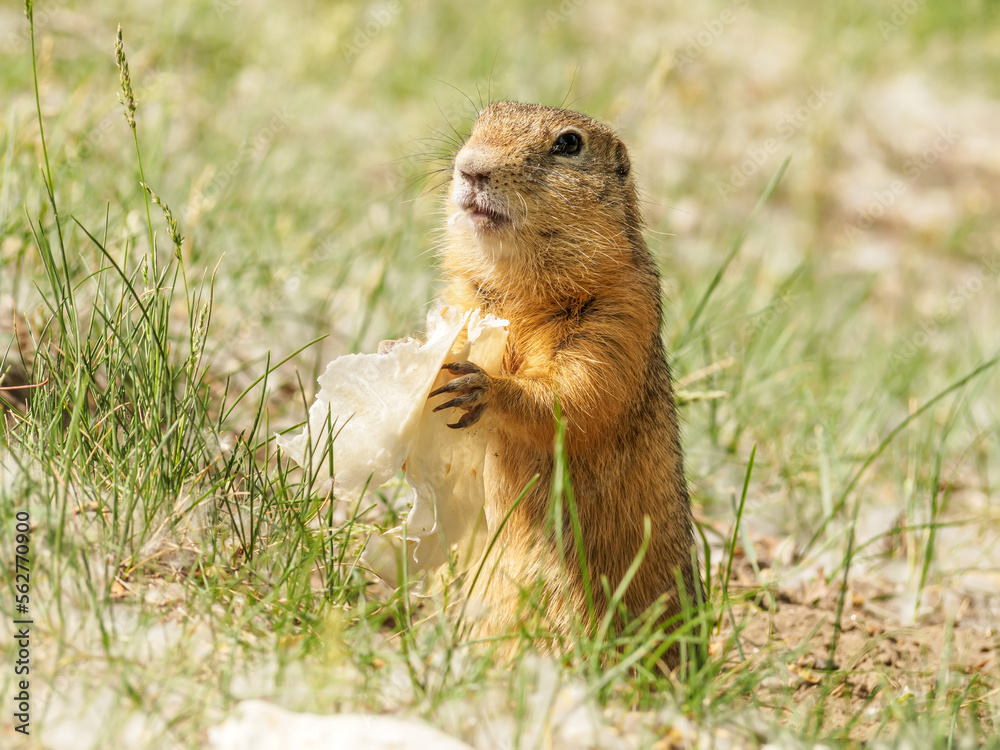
left=431, top=102, right=699, bottom=664
left=0, top=297, right=38, bottom=416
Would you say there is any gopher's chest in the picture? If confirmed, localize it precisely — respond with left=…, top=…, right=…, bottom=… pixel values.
left=494, top=298, right=599, bottom=377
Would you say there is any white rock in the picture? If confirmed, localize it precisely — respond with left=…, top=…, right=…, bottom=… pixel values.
left=207, top=701, right=474, bottom=750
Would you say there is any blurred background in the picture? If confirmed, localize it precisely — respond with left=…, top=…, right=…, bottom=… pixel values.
left=2, top=1, right=1000, bottom=745
left=2, top=0, right=998, bottom=640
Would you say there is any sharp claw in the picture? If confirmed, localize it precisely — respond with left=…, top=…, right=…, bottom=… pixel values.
left=429, top=371, right=485, bottom=399
left=430, top=375, right=470, bottom=398
left=429, top=381, right=457, bottom=398
left=441, top=361, right=481, bottom=375
left=445, top=403, right=485, bottom=429
left=429, top=364, right=489, bottom=426
left=433, top=390, right=482, bottom=412
left=433, top=398, right=456, bottom=413
left=456, top=404, right=485, bottom=428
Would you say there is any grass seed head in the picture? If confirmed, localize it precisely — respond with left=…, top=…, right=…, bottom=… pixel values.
left=115, top=24, right=136, bottom=131
left=141, top=182, right=185, bottom=256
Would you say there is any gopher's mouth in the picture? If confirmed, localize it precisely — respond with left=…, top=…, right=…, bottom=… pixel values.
left=456, top=195, right=509, bottom=233
left=469, top=205, right=507, bottom=230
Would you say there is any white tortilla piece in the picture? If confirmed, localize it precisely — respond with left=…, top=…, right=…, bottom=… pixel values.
left=275, top=306, right=469, bottom=500
left=387, top=309, right=508, bottom=584
left=276, top=307, right=508, bottom=587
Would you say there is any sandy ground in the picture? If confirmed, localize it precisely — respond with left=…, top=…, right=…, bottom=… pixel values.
left=717, top=533, right=999, bottom=743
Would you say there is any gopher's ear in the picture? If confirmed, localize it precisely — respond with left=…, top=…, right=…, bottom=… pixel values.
left=614, top=141, right=631, bottom=183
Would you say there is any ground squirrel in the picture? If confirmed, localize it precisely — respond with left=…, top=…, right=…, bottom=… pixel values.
left=426, top=101, right=700, bottom=663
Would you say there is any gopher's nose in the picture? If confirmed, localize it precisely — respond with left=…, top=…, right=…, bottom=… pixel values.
left=455, top=149, right=491, bottom=190
left=461, top=170, right=489, bottom=190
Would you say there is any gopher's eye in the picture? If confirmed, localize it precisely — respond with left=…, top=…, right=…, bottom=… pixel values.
left=551, top=131, right=582, bottom=156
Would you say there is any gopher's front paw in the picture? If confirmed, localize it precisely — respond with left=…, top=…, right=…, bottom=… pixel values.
left=429, top=361, right=490, bottom=429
